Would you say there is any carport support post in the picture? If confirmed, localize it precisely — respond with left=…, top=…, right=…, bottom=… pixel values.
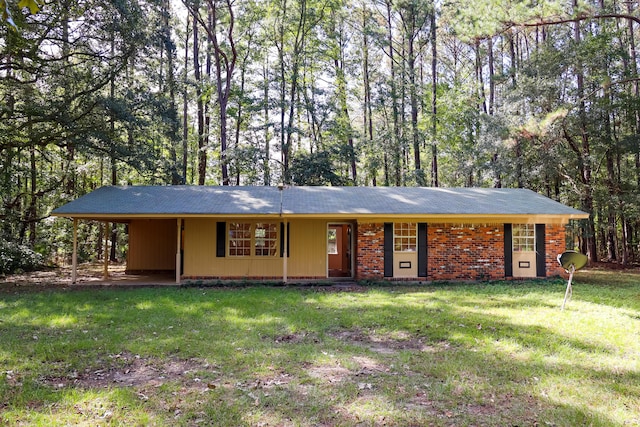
left=283, top=219, right=288, bottom=283
left=103, top=221, right=109, bottom=280
left=175, top=218, right=181, bottom=284
left=72, top=218, right=78, bottom=284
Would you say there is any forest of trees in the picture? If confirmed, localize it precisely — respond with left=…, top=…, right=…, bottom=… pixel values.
left=2, top=0, right=640, bottom=271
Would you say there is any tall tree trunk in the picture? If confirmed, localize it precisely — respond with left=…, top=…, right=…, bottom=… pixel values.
left=603, top=25, right=617, bottom=261
left=206, top=0, right=237, bottom=186
left=572, top=0, right=597, bottom=261
left=280, top=0, right=311, bottom=184
left=515, top=138, right=523, bottom=188
left=263, top=59, right=271, bottom=186
left=400, top=34, right=407, bottom=185
left=361, top=2, right=375, bottom=186
left=182, top=17, right=190, bottom=184
left=405, top=5, right=423, bottom=185
left=204, top=7, right=212, bottom=182
left=233, top=36, right=251, bottom=186
left=62, top=2, right=75, bottom=195
left=475, top=39, right=487, bottom=114
left=386, top=0, right=401, bottom=186
left=302, top=70, right=322, bottom=150
left=193, top=6, right=206, bottom=185
left=486, top=36, right=501, bottom=188
left=27, top=144, right=37, bottom=247
left=430, top=6, right=438, bottom=187
left=183, top=0, right=239, bottom=185
left=508, top=29, right=525, bottom=189
left=488, top=37, right=495, bottom=115
left=331, top=13, right=357, bottom=183
left=162, top=0, right=180, bottom=185
left=277, top=0, right=288, bottom=183
left=109, top=30, right=118, bottom=262
left=625, top=1, right=640, bottom=262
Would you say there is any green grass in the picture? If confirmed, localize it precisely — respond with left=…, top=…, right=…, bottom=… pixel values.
left=1, top=271, right=639, bottom=426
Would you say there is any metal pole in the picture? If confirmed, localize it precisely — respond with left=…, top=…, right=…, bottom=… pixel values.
left=561, top=264, right=575, bottom=311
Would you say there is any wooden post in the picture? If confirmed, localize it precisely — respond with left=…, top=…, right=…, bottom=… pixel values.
left=278, top=184, right=287, bottom=283
left=72, top=218, right=78, bottom=284
left=283, top=219, right=288, bottom=283
left=176, top=218, right=181, bottom=284
left=103, top=221, right=109, bottom=280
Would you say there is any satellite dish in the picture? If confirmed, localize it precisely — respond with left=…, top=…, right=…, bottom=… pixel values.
left=557, top=251, right=588, bottom=310
left=557, top=251, right=588, bottom=272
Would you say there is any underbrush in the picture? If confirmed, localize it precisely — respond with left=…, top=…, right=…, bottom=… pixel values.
left=0, top=240, right=45, bottom=275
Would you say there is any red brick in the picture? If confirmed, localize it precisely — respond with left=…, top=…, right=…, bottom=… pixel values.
left=356, top=222, right=568, bottom=281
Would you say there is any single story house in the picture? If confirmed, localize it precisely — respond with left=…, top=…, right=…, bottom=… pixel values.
left=51, top=185, right=589, bottom=284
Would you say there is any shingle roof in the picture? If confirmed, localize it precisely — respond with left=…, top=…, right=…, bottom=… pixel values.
left=51, top=185, right=589, bottom=218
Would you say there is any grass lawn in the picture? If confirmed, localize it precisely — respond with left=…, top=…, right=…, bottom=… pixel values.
left=0, top=270, right=639, bottom=426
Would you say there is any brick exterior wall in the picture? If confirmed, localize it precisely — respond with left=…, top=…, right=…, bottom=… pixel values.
left=356, top=222, right=567, bottom=281
left=428, top=224, right=504, bottom=281
left=356, top=223, right=386, bottom=279
left=545, top=224, right=567, bottom=277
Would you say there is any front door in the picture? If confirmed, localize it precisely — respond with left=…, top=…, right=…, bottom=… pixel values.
left=512, top=224, right=537, bottom=278
left=328, top=224, right=352, bottom=277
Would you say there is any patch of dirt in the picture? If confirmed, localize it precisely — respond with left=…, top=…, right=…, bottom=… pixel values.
left=352, top=356, right=387, bottom=375
left=304, top=349, right=391, bottom=386
left=329, top=328, right=440, bottom=355
left=271, top=331, right=319, bottom=344
left=305, top=364, right=352, bottom=383
left=236, top=370, right=294, bottom=392
left=40, top=351, right=208, bottom=390
left=0, top=263, right=129, bottom=292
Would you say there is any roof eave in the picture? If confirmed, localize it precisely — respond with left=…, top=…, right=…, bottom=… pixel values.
left=50, top=211, right=590, bottom=224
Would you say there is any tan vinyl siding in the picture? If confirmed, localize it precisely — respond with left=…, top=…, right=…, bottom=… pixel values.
left=182, top=218, right=327, bottom=278
left=183, top=218, right=217, bottom=276
left=127, top=219, right=176, bottom=271
left=288, top=219, right=327, bottom=277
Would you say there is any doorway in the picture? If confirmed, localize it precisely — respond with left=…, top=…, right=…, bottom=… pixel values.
left=327, top=223, right=353, bottom=278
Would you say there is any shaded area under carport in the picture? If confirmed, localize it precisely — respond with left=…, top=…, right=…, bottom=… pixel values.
left=0, top=263, right=177, bottom=290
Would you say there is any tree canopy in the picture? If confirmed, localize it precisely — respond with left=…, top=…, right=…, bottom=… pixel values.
left=2, top=0, right=640, bottom=269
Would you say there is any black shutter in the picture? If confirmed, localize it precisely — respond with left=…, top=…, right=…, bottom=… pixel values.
left=384, top=223, right=393, bottom=277
left=504, top=224, right=512, bottom=277
left=280, top=222, right=290, bottom=257
left=536, top=224, right=546, bottom=277
left=418, top=223, right=427, bottom=277
left=216, top=222, right=226, bottom=257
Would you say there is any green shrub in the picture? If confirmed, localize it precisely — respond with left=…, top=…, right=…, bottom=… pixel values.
left=0, top=240, right=44, bottom=275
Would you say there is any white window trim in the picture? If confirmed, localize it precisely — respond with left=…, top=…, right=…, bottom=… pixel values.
left=393, top=222, right=417, bottom=253
left=228, top=222, right=279, bottom=258
left=512, top=224, right=536, bottom=252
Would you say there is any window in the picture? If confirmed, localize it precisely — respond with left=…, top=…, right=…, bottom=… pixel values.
left=255, top=223, right=277, bottom=256
left=512, top=224, right=535, bottom=252
left=327, top=228, right=338, bottom=254
left=394, top=223, right=417, bottom=252
left=228, top=222, right=278, bottom=257
left=229, top=223, right=251, bottom=256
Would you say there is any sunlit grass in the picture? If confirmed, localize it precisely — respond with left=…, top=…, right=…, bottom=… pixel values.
left=0, top=271, right=639, bottom=425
